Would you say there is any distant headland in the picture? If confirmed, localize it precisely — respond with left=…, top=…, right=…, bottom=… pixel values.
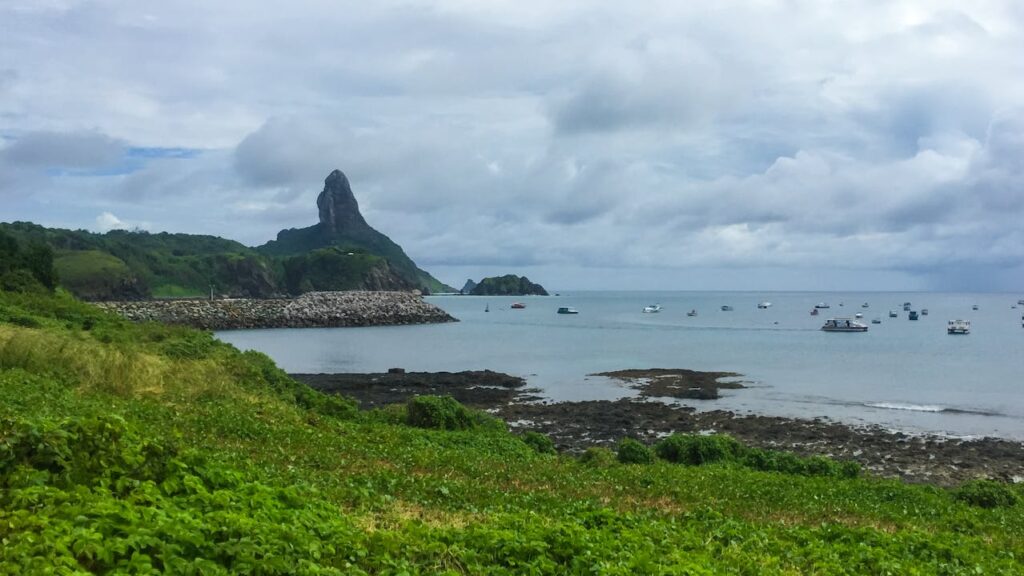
left=0, top=170, right=455, bottom=300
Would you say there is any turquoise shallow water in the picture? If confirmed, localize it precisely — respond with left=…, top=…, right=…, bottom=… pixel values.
left=217, top=291, right=1024, bottom=440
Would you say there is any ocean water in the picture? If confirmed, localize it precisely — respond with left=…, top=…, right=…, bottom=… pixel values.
left=217, top=291, right=1024, bottom=440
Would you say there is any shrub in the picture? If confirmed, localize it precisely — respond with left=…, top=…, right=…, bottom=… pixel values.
left=838, top=460, right=862, bottom=479
left=236, top=350, right=358, bottom=420
left=954, top=479, right=1020, bottom=509
left=803, top=455, right=840, bottom=477
left=579, top=447, right=617, bottom=468
left=655, top=434, right=743, bottom=466
left=406, top=395, right=479, bottom=430
left=160, top=331, right=219, bottom=359
left=521, top=431, right=556, bottom=454
left=617, top=438, right=654, bottom=464
left=0, top=269, right=47, bottom=294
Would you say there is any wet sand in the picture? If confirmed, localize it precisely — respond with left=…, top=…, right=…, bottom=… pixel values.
left=293, top=369, right=1024, bottom=486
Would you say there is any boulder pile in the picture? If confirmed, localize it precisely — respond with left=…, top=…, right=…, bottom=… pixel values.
left=96, top=291, right=457, bottom=330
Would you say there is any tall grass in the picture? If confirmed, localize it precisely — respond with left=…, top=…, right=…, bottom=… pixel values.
left=0, top=325, right=237, bottom=401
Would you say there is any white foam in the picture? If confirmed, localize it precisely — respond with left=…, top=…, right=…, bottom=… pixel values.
left=865, top=402, right=945, bottom=413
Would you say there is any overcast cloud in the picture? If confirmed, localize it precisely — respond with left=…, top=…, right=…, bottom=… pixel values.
left=2, top=0, right=1023, bottom=290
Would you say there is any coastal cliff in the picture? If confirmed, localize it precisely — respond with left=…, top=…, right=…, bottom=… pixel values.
left=96, top=291, right=456, bottom=330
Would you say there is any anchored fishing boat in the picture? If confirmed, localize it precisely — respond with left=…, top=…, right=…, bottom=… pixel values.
left=821, top=318, right=868, bottom=332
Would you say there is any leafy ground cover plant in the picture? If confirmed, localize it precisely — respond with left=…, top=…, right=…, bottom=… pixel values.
left=1, top=289, right=1023, bottom=574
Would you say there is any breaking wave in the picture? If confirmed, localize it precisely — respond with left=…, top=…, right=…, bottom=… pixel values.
left=864, top=402, right=1001, bottom=416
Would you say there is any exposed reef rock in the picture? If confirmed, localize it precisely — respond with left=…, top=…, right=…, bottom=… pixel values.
left=96, top=291, right=456, bottom=330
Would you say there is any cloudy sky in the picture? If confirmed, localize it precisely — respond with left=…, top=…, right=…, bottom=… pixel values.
left=2, top=1, right=1023, bottom=291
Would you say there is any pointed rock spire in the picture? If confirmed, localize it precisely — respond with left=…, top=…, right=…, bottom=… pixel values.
left=317, top=169, right=368, bottom=234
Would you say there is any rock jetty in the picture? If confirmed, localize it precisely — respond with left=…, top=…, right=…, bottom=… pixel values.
left=96, top=291, right=457, bottom=330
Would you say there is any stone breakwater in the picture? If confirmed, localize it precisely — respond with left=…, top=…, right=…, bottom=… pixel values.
left=96, top=291, right=457, bottom=330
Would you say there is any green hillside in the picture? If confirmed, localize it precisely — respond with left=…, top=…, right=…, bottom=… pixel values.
left=1, top=288, right=1022, bottom=573
left=0, top=170, right=455, bottom=299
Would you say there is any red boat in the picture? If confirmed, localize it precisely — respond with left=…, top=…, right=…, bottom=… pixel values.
left=511, top=302, right=526, bottom=309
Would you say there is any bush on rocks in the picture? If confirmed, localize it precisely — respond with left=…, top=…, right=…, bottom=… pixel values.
left=579, top=447, right=617, bottom=468
left=521, top=431, right=556, bottom=454
left=617, top=438, right=655, bottom=464
left=655, top=434, right=743, bottom=465
left=954, top=479, right=1020, bottom=509
left=405, top=395, right=502, bottom=431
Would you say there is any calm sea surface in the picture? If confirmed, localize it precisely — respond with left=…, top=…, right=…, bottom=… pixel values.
left=217, top=291, right=1024, bottom=440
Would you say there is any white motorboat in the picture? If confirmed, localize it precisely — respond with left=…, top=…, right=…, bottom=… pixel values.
left=557, top=307, right=579, bottom=315
left=721, top=305, right=733, bottom=311
left=871, top=317, right=882, bottom=324
left=642, top=304, right=662, bottom=313
left=888, top=310, right=898, bottom=318
left=972, top=304, right=979, bottom=311
left=821, top=318, right=868, bottom=332
left=686, top=309, right=697, bottom=317
left=757, top=301, right=772, bottom=309
left=861, top=302, right=869, bottom=308
left=854, top=313, right=864, bottom=319
left=947, top=319, right=970, bottom=335
left=921, top=308, right=929, bottom=316
left=815, top=302, right=830, bottom=309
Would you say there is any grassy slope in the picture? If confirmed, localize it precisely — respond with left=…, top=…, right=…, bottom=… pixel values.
left=1, top=291, right=1022, bottom=574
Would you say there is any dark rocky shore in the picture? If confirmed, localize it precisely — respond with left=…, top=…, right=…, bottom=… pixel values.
left=98, top=291, right=456, bottom=330
left=294, top=369, right=1024, bottom=487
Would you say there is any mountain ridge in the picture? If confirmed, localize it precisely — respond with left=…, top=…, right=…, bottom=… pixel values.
left=0, top=170, right=454, bottom=299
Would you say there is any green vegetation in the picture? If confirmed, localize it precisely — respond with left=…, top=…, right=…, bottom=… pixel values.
left=653, top=434, right=861, bottom=478
left=0, top=221, right=451, bottom=299
left=282, top=247, right=396, bottom=293
left=470, top=274, right=549, bottom=296
left=53, top=249, right=138, bottom=300
left=2, top=286, right=1023, bottom=573
left=521, top=431, right=557, bottom=455
left=0, top=228, right=56, bottom=293
left=616, top=437, right=655, bottom=464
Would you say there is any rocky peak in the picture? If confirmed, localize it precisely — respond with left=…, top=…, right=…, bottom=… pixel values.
left=317, top=170, right=368, bottom=234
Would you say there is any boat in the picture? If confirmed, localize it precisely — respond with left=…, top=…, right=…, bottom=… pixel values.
left=947, top=319, right=970, bottom=335
left=815, top=302, right=830, bottom=309
left=642, top=304, right=662, bottom=313
left=903, top=302, right=912, bottom=311
left=888, top=310, right=897, bottom=318
left=810, top=308, right=819, bottom=316
left=757, top=301, right=772, bottom=309
left=485, top=303, right=489, bottom=313
left=921, top=308, right=928, bottom=316
left=1018, top=299, right=1024, bottom=305
left=686, top=309, right=697, bottom=317
left=871, top=317, right=882, bottom=324
left=821, top=318, right=868, bottom=332
left=511, top=302, right=526, bottom=309
left=721, top=305, right=733, bottom=311
left=854, top=313, right=864, bottom=319
left=556, top=307, right=578, bottom=315
left=972, top=304, right=979, bottom=311
left=861, top=302, right=869, bottom=308
left=908, top=311, right=919, bottom=320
